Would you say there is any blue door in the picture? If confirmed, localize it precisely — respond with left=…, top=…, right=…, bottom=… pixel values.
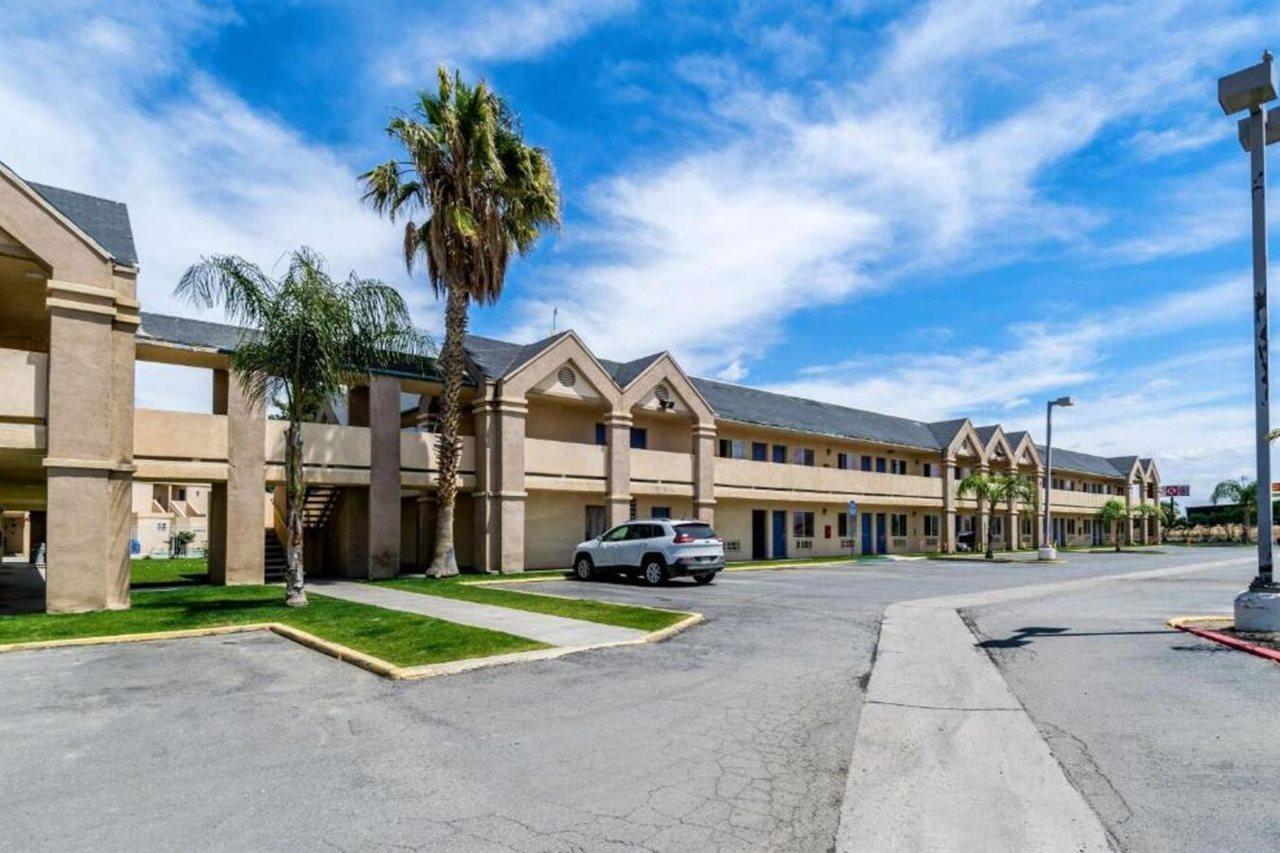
left=860, top=513, right=872, bottom=555
left=771, top=510, right=787, bottom=559
left=876, top=513, right=887, bottom=554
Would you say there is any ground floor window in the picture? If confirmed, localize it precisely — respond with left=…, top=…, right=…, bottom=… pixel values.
left=651, top=506, right=671, bottom=519
left=792, top=511, right=815, bottom=538
left=1021, top=516, right=1032, bottom=536
left=991, top=516, right=1003, bottom=536
left=837, top=512, right=849, bottom=537
left=1067, top=519, right=1076, bottom=535
left=923, top=514, right=940, bottom=536
left=890, top=514, right=907, bottom=537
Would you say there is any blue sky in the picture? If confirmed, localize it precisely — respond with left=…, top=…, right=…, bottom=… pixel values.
left=2, top=0, right=1277, bottom=504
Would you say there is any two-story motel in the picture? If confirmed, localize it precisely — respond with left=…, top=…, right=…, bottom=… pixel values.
left=0, top=166, right=1163, bottom=612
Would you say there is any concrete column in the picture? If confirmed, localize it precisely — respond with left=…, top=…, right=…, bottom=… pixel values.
left=495, top=397, right=526, bottom=572
left=1032, top=466, right=1044, bottom=548
left=693, top=422, right=717, bottom=524
left=605, top=411, right=632, bottom=528
left=1006, top=462, right=1019, bottom=549
left=1153, top=482, right=1163, bottom=544
left=367, top=375, right=401, bottom=578
left=1124, top=482, right=1135, bottom=545
left=976, top=463, right=990, bottom=552
left=208, top=369, right=265, bottom=584
left=941, top=458, right=956, bottom=553
left=470, top=395, right=498, bottom=571
left=44, top=304, right=134, bottom=612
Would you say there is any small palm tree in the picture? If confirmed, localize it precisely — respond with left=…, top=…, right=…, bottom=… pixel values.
left=362, top=66, right=560, bottom=577
left=1211, top=477, right=1257, bottom=543
left=177, top=248, right=427, bottom=606
left=957, top=472, right=1034, bottom=558
left=1098, top=498, right=1127, bottom=552
left=1131, top=503, right=1162, bottom=544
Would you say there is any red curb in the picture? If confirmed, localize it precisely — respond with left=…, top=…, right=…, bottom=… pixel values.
left=1172, top=624, right=1280, bottom=663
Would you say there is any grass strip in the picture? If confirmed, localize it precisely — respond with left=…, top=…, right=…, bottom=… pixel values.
left=131, top=557, right=209, bottom=587
left=372, top=577, right=687, bottom=632
left=0, top=585, right=545, bottom=667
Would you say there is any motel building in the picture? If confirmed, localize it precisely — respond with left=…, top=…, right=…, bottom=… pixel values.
left=0, top=166, right=1164, bottom=613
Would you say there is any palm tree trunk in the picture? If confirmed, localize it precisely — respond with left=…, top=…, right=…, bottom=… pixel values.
left=284, top=420, right=307, bottom=606
left=428, top=286, right=469, bottom=578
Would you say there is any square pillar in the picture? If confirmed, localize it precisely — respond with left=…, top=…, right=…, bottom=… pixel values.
left=471, top=395, right=499, bottom=571
left=496, top=398, right=526, bottom=572
left=44, top=302, right=134, bottom=612
left=605, top=411, right=632, bottom=528
left=367, top=375, right=401, bottom=578
left=941, top=458, right=956, bottom=553
left=209, top=369, right=265, bottom=584
left=1124, top=484, right=1135, bottom=545
left=693, top=422, right=717, bottom=524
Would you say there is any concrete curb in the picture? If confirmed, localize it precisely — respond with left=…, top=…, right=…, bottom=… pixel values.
left=836, top=555, right=1255, bottom=852
left=1166, top=615, right=1280, bottom=663
left=0, top=611, right=706, bottom=681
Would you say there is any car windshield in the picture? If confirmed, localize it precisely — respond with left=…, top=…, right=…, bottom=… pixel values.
left=675, top=522, right=717, bottom=540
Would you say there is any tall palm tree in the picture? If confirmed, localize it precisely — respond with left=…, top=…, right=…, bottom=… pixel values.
left=957, top=472, right=1034, bottom=558
left=1211, top=477, right=1257, bottom=543
left=1098, top=498, right=1128, bottom=552
left=177, top=248, right=426, bottom=605
left=362, top=66, right=560, bottom=577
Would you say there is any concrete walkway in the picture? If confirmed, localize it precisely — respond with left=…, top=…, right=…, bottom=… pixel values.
left=836, top=555, right=1254, bottom=853
left=309, top=580, right=648, bottom=647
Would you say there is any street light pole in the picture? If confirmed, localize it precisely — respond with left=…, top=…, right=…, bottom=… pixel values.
left=1219, top=50, right=1280, bottom=631
left=1040, top=396, right=1072, bottom=560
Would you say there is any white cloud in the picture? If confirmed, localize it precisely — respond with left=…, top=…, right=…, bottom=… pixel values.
left=380, top=0, right=635, bottom=83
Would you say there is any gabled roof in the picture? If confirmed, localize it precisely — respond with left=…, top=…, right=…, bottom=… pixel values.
left=464, top=332, right=568, bottom=380
left=603, top=353, right=665, bottom=388
left=27, top=181, right=138, bottom=266
left=691, top=377, right=945, bottom=450
left=927, top=419, right=969, bottom=447
left=975, top=425, right=1000, bottom=445
left=1039, top=446, right=1128, bottom=478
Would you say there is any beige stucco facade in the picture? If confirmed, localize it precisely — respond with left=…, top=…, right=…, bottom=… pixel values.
left=0, top=168, right=1162, bottom=613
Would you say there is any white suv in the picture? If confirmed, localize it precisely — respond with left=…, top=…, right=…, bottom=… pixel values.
left=572, top=519, right=725, bottom=586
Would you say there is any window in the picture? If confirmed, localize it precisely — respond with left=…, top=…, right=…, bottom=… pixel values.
left=175, top=488, right=186, bottom=501
left=751, top=441, right=768, bottom=462
left=595, top=423, right=607, bottom=446
left=651, top=506, right=671, bottom=519
left=837, top=452, right=851, bottom=470
left=584, top=505, right=606, bottom=540
left=861, top=455, right=873, bottom=471
left=627, top=523, right=659, bottom=540
left=1067, top=519, right=1076, bottom=535
left=675, top=521, right=717, bottom=540
left=875, top=457, right=887, bottom=473
left=890, top=459, right=907, bottom=475
left=922, top=462, right=934, bottom=477
left=718, top=439, right=746, bottom=459
left=629, top=499, right=637, bottom=519
left=890, top=514, right=908, bottom=536
left=603, top=525, right=630, bottom=542
left=838, top=512, right=849, bottom=537
left=792, top=511, right=815, bottom=538
left=1021, top=517, right=1032, bottom=536
left=792, top=448, right=815, bottom=466
left=772, top=444, right=787, bottom=464
left=923, top=515, right=940, bottom=537
left=630, top=427, right=647, bottom=449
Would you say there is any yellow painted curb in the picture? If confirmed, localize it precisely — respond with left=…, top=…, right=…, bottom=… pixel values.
left=0, top=609, right=706, bottom=682
left=1166, top=614, right=1233, bottom=629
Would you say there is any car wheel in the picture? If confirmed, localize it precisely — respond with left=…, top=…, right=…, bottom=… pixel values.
left=641, top=559, right=668, bottom=586
left=694, top=572, right=715, bottom=585
left=573, top=556, right=594, bottom=581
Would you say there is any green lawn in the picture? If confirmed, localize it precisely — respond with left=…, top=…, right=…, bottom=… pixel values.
left=130, top=557, right=209, bottom=587
left=0, top=585, right=546, bottom=667
left=372, top=576, right=689, bottom=632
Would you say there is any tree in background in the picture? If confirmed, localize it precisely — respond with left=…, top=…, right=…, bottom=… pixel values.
left=177, top=248, right=426, bottom=605
left=1211, top=477, right=1257, bottom=543
left=1098, top=498, right=1128, bottom=552
left=362, top=66, right=560, bottom=577
left=1131, top=503, right=1162, bottom=545
left=957, top=472, right=1036, bottom=558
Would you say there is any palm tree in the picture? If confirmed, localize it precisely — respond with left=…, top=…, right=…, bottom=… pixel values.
left=362, top=66, right=560, bottom=577
left=957, top=472, right=1035, bottom=558
left=177, top=248, right=426, bottom=606
left=1098, top=498, right=1128, bottom=552
left=1211, top=477, right=1257, bottom=543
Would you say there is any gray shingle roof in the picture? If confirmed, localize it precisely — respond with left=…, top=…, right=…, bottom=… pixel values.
left=975, top=425, right=1000, bottom=446
left=27, top=181, right=138, bottom=266
left=135, top=312, right=1140, bottom=477
left=691, top=377, right=946, bottom=450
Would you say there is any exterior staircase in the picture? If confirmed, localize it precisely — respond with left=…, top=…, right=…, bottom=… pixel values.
left=263, top=530, right=287, bottom=582
left=264, top=487, right=342, bottom=582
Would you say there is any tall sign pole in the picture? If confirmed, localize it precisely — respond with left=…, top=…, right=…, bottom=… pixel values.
left=1220, top=50, right=1280, bottom=631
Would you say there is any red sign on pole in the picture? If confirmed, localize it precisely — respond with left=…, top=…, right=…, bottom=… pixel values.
left=1162, top=485, right=1190, bottom=497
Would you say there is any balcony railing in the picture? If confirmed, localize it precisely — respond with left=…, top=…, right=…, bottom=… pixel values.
left=525, top=437, right=605, bottom=480
left=715, top=457, right=942, bottom=500
left=632, top=448, right=693, bottom=483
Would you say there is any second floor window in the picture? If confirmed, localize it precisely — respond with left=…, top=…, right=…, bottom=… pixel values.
left=792, top=448, right=815, bottom=466
left=718, top=438, right=746, bottom=459
left=875, top=457, right=887, bottom=473
left=889, top=459, right=907, bottom=475
left=861, top=455, right=873, bottom=471
left=751, top=441, right=768, bottom=462
left=630, top=427, right=647, bottom=449
left=595, top=423, right=607, bottom=446
left=792, top=511, right=815, bottom=538
left=772, top=444, right=787, bottom=463
left=837, top=452, right=850, bottom=470
left=922, top=462, right=934, bottom=477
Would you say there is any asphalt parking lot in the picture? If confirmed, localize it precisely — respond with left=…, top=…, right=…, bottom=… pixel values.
left=0, top=549, right=1272, bottom=852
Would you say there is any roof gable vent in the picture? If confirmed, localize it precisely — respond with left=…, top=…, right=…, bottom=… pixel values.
left=557, top=365, right=577, bottom=388
left=654, top=383, right=672, bottom=403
